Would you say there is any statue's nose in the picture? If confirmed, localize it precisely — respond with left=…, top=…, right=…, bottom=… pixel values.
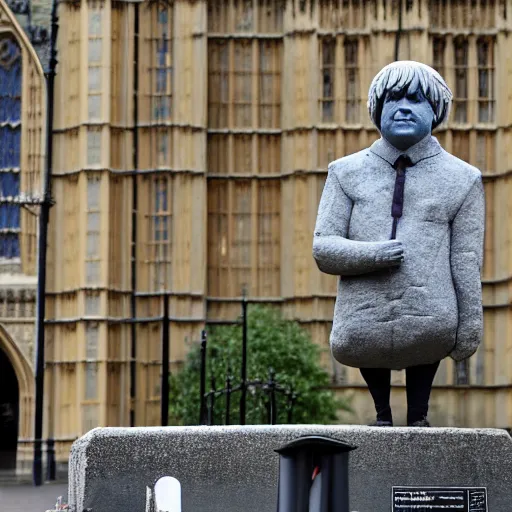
left=396, top=102, right=413, bottom=114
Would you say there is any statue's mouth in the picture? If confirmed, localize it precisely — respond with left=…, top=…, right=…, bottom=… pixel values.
left=394, top=118, right=415, bottom=123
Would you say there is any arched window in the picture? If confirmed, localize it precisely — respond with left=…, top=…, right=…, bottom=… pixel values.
left=0, top=35, right=21, bottom=259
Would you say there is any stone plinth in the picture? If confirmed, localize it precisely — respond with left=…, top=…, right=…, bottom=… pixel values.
left=68, top=425, right=512, bottom=512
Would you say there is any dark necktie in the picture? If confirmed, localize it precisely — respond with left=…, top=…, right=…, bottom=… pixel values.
left=390, top=155, right=413, bottom=239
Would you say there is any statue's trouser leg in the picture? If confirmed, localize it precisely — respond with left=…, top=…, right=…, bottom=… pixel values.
left=405, top=361, right=440, bottom=425
left=359, top=368, right=392, bottom=423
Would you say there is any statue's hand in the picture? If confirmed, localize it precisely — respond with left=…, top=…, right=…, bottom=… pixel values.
left=375, top=240, right=404, bottom=268
left=449, top=343, right=477, bottom=362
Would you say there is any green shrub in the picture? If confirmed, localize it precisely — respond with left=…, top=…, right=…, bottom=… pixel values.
left=169, top=305, right=352, bottom=425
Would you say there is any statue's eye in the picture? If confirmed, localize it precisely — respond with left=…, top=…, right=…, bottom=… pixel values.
left=386, top=92, right=400, bottom=102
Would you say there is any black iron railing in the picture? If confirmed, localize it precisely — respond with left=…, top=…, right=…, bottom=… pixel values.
left=198, top=301, right=298, bottom=426
left=201, top=366, right=298, bottom=426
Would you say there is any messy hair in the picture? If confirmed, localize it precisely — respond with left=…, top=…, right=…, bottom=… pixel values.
left=367, top=61, right=453, bottom=130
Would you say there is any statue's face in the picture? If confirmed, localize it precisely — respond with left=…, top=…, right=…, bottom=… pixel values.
left=380, top=75, right=434, bottom=151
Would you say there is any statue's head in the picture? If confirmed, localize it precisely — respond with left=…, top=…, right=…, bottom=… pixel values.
left=367, top=61, right=453, bottom=150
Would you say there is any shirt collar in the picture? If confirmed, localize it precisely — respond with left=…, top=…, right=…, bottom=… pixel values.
left=369, top=135, right=442, bottom=166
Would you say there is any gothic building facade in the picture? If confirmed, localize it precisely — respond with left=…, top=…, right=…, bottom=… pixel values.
left=0, top=0, right=511, bottom=473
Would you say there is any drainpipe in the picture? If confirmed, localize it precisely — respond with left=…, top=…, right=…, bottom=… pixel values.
left=394, top=0, right=403, bottom=61
left=130, top=2, right=140, bottom=427
left=160, top=293, right=170, bottom=426
left=33, top=0, right=59, bottom=487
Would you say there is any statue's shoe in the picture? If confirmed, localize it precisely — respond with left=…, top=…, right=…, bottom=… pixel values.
left=408, top=419, right=431, bottom=427
left=368, top=419, right=393, bottom=427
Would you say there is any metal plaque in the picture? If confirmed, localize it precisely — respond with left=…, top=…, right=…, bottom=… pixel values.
left=392, top=486, right=487, bottom=511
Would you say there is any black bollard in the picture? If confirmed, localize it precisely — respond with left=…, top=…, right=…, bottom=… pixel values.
left=46, top=438, right=56, bottom=481
left=275, top=435, right=357, bottom=512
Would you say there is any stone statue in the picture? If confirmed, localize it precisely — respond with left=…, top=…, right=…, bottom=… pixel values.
left=313, top=61, right=485, bottom=427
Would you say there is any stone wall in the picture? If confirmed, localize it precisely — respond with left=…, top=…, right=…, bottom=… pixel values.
left=0, top=0, right=50, bottom=368
left=0, top=276, right=37, bottom=366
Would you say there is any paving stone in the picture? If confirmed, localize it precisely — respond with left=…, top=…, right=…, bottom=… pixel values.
left=0, top=482, right=67, bottom=512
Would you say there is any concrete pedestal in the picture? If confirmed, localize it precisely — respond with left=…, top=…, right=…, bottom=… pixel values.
left=68, top=425, right=512, bottom=512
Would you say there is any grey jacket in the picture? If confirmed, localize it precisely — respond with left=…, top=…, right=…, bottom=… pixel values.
left=313, top=136, right=485, bottom=369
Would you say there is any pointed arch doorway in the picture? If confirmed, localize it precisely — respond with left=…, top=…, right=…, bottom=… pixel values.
left=0, top=345, right=19, bottom=469
left=0, top=325, right=34, bottom=473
